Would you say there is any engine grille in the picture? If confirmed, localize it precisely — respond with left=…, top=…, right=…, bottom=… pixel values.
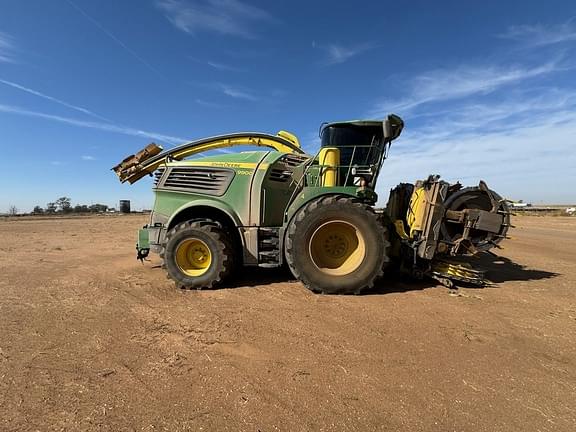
left=159, top=166, right=235, bottom=196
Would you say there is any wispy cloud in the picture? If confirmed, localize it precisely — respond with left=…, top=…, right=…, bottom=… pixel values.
left=190, top=57, right=244, bottom=72
left=81, top=155, right=96, bottom=161
left=0, top=78, right=112, bottom=122
left=0, top=32, right=16, bottom=63
left=320, top=42, right=375, bottom=65
left=0, top=103, right=187, bottom=145
left=64, top=0, right=162, bottom=77
left=500, top=19, right=576, bottom=46
left=372, top=83, right=576, bottom=204
left=393, top=88, right=576, bottom=150
left=378, top=103, right=576, bottom=204
left=370, top=59, right=563, bottom=116
left=367, top=21, right=576, bottom=204
left=206, top=60, right=243, bottom=72
left=219, top=83, right=258, bottom=101
left=157, top=0, right=273, bottom=38
left=195, top=98, right=225, bottom=108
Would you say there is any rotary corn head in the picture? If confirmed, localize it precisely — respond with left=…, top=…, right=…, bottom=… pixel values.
left=385, top=176, right=511, bottom=287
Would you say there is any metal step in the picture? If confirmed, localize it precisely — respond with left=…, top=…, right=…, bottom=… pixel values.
left=258, top=228, right=281, bottom=267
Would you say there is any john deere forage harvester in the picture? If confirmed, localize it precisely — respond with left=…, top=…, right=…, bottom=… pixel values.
left=113, top=115, right=510, bottom=294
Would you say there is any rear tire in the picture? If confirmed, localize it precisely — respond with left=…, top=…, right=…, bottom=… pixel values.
left=285, top=195, right=389, bottom=294
left=161, top=220, right=234, bottom=289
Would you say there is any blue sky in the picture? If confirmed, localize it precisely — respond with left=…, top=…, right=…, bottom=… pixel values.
left=1, top=0, right=575, bottom=212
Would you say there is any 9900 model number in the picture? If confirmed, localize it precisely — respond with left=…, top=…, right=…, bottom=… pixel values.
left=236, top=170, right=253, bottom=176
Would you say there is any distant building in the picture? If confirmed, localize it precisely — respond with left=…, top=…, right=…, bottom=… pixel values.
left=509, top=202, right=532, bottom=208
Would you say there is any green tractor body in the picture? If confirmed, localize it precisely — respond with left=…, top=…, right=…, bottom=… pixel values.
left=114, top=115, right=510, bottom=294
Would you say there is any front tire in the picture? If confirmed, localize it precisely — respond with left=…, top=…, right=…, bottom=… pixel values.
left=285, top=195, right=389, bottom=294
left=161, top=220, right=234, bottom=289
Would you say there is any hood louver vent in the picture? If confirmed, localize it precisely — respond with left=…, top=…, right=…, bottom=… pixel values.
left=159, top=167, right=235, bottom=196
left=153, top=167, right=166, bottom=186
left=282, top=154, right=310, bottom=167
left=267, top=154, right=310, bottom=183
left=269, top=168, right=292, bottom=183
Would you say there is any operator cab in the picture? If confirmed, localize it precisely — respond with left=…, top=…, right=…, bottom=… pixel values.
left=319, top=115, right=404, bottom=187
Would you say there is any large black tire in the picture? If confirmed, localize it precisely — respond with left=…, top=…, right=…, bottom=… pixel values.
left=285, top=195, right=389, bottom=295
left=161, top=219, right=234, bottom=289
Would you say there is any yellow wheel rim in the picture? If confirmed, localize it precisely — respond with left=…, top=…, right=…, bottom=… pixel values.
left=175, top=238, right=212, bottom=277
left=309, top=220, right=366, bottom=276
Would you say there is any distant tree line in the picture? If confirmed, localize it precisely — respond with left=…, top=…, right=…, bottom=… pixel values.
left=31, top=197, right=113, bottom=214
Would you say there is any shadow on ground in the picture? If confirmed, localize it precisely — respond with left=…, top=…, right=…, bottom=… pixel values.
left=222, top=253, right=558, bottom=295
left=370, top=253, right=558, bottom=295
left=227, top=266, right=297, bottom=288
left=477, top=253, right=558, bottom=284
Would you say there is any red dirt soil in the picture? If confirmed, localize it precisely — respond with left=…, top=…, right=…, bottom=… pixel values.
left=0, top=215, right=574, bottom=431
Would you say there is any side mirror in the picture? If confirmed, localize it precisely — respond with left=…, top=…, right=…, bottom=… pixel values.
left=383, top=119, right=392, bottom=140
left=383, top=114, right=404, bottom=141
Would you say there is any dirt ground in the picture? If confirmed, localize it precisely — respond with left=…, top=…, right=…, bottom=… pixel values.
left=0, top=214, right=574, bottom=431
